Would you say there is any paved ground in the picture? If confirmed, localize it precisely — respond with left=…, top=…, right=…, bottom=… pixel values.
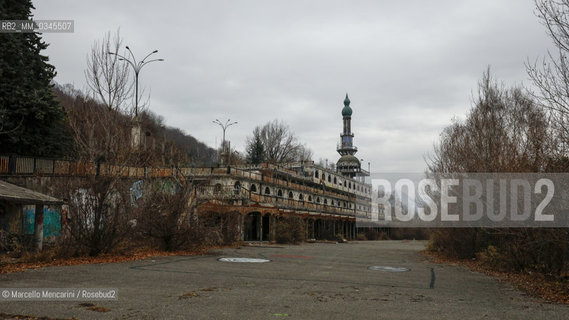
left=1, top=240, right=568, bottom=319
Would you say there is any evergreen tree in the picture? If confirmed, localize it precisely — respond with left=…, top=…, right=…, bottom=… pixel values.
left=0, top=0, right=75, bottom=157
left=246, top=130, right=266, bottom=164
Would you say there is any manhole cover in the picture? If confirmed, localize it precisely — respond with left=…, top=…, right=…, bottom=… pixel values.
left=218, top=257, right=270, bottom=263
left=367, top=266, right=410, bottom=272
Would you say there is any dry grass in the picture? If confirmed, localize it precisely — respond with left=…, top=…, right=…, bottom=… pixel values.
left=0, top=244, right=242, bottom=274
left=179, top=291, right=199, bottom=299
left=86, top=306, right=110, bottom=313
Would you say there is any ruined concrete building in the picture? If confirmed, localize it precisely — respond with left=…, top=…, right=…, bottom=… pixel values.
left=0, top=95, right=372, bottom=243
left=195, top=94, right=372, bottom=241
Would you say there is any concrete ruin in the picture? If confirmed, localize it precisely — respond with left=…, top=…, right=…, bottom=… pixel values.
left=0, top=94, right=373, bottom=243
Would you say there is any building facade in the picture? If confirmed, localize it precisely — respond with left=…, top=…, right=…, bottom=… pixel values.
left=0, top=95, right=373, bottom=242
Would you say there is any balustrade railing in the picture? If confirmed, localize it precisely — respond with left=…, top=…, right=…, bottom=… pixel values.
left=0, top=155, right=367, bottom=216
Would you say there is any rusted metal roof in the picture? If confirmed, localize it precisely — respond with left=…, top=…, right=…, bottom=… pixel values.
left=0, top=180, right=63, bottom=205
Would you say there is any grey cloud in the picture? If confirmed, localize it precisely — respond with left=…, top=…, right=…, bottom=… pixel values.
left=33, top=0, right=555, bottom=172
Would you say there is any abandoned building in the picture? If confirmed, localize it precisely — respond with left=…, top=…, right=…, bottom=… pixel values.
left=0, top=95, right=373, bottom=243
left=0, top=180, right=63, bottom=250
left=196, top=93, right=372, bottom=240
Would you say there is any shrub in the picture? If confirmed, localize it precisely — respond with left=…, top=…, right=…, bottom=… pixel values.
left=356, top=233, right=367, bottom=241
left=56, top=176, right=133, bottom=256
left=275, top=216, right=305, bottom=244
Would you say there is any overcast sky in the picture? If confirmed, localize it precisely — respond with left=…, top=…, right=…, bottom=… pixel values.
left=32, top=0, right=554, bottom=172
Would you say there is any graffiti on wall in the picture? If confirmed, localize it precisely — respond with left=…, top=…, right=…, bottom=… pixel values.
left=130, top=180, right=144, bottom=205
left=23, top=205, right=62, bottom=237
left=129, top=179, right=177, bottom=205
left=157, top=179, right=175, bottom=194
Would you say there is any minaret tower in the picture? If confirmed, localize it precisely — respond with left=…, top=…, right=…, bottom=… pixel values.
left=336, top=93, right=361, bottom=178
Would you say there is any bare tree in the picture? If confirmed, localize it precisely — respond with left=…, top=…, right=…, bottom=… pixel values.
left=246, top=120, right=313, bottom=164
left=57, top=176, right=133, bottom=256
left=429, top=69, right=550, bottom=173
left=85, top=29, right=132, bottom=113
left=426, top=70, right=569, bottom=276
left=527, top=0, right=569, bottom=152
left=54, top=84, right=132, bottom=163
left=54, top=84, right=166, bottom=166
left=297, top=144, right=313, bottom=162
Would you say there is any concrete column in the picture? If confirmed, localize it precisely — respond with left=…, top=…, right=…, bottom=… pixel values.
left=131, top=122, right=142, bottom=149
left=33, top=203, right=44, bottom=251
left=332, top=220, right=335, bottom=238
left=258, top=214, right=263, bottom=241
left=239, top=215, right=245, bottom=241
left=269, top=215, right=276, bottom=242
left=311, top=219, right=315, bottom=239
left=353, top=222, right=356, bottom=239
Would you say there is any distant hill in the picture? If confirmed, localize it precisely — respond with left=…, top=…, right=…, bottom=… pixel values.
left=163, top=126, right=217, bottom=167
left=52, top=83, right=217, bottom=167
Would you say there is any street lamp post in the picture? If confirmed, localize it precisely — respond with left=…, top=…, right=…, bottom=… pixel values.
left=213, top=119, right=238, bottom=164
left=108, top=46, right=164, bottom=119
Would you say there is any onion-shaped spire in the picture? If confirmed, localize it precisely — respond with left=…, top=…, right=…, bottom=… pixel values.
left=342, top=93, right=352, bottom=117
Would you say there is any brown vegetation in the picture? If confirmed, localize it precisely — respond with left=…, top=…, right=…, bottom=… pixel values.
left=275, top=216, right=306, bottom=244
left=427, top=69, right=569, bottom=277
left=424, top=250, right=569, bottom=304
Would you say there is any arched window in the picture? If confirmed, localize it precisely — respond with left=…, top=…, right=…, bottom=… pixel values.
left=348, top=182, right=352, bottom=189
left=299, top=193, right=304, bottom=201
left=264, top=187, right=271, bottom=195
left=328, top=175, right=331, bottom=182
left=324, top=199, right=328, bottom=205
left=288, top=191, right=294, bottom=198
left=344, top=181, right=347, bottom=187
left=315, top=170, right=319, bottom=178
left=277, top=189, right=283, bottom=197
left=214, top=183, right=222, bottom=195
left=308, top=195, right=312, bottom=202
left=316, top=197, right=320, bottom=203
left=322, top=173, right=326, bottom=181
left=334, top=177, right=337, bottom=184
left=234, top=181, right=241, bottom=195
left=251, top=184, right=257, bottom=193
